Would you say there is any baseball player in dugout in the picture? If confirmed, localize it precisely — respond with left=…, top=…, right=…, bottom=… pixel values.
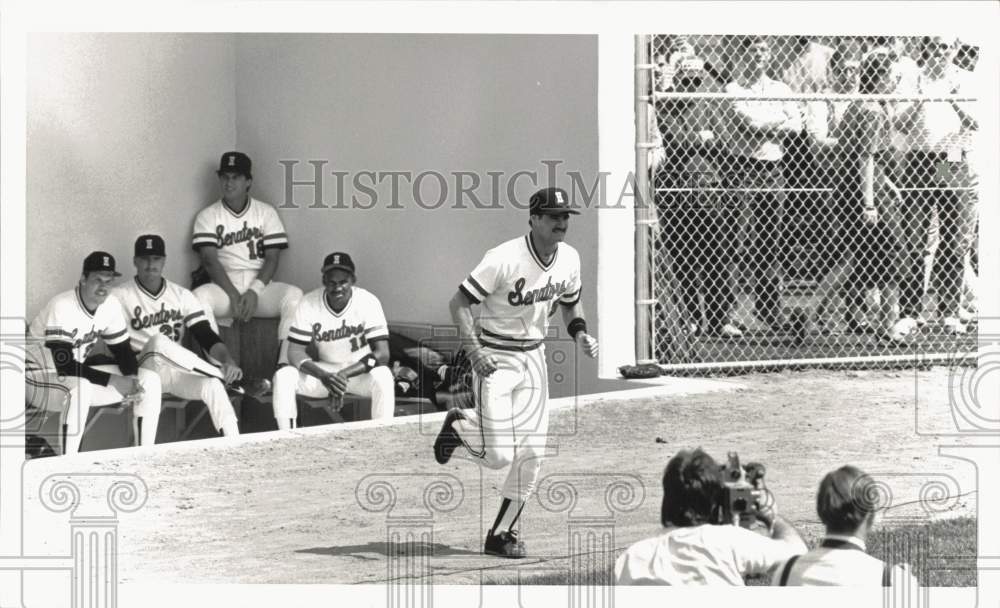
left=434, top=186, right=599, bottom=558
left=192, top=151, right=303, bottom=365
left=112, top=235, right=242, bottom=438
left=26, top=252, right=162, bottom=455
left=272, top=252, right=395, bottom=430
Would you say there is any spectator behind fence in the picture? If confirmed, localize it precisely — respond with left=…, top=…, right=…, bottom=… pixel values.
left=772, top=465, right=920, bottom=587
left=825, top=52, right=905, bottom=338
left=808, top=47, right=898, bottom=333
left=615, top=448, right=806, bottom=585
left=782, top=36, right=835, bottom=95
left=655, top=56, right=742, bottom=338
left=890, top=35, right=977, bottom=339
left=720, top=36, right=802, bottom=331
left=780, top=37, right=836, bottom=294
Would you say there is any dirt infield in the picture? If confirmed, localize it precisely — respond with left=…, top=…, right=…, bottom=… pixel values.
left=21, top=368, right=979, bottom=585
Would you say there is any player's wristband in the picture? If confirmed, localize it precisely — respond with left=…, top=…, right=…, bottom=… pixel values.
left=360, top=354, right=379, bottom=372
left=249, top=279, right=267, bottom=296
left=567, top=318, right=588, bottom=340
left=297, top=357, right=313, bottom=371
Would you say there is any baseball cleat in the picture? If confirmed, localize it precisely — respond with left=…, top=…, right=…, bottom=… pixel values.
left=484, top=530, right=527, bottom=559
left=433, top=408, right=465, bottom=465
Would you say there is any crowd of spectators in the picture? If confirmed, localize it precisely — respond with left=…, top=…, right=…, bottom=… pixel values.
left=650, top=34, right=980, bottom=342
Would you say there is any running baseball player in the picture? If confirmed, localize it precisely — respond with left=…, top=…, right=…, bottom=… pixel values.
left=26, top=251, right=163, bottom=455
left=192, top=151, right=303, bottom=364
left=112, top=234, right=242, bottom=437
left=272, top=252, right=395, bottom=430
left=434, top=187, right=599, bottom=558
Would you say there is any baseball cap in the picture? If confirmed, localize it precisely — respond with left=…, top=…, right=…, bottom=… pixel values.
left=528, top=187, right=580, bottom=215
left=82, top=251, right=122, bottom=276
left=321, top=252, right=356, bottom=275
left=217, top=151, right=252, bottom=178
left=134, top=234, right=166, bottom=257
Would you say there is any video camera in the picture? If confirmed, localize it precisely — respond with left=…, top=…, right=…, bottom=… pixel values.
left=718, top=452, right=769, bottom=530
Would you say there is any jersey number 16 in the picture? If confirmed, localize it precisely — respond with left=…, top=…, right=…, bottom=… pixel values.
left=246, top=239, right=265, bottom=260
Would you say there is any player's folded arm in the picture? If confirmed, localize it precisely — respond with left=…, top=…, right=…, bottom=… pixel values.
left=45, top=341, right=113, bottom=387
left=367, top=336, right=391, bottom=366
left=188, top=319, right=223, bottom=353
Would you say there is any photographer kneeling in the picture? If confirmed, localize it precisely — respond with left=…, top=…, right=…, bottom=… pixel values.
left=615, top=448, right=806, bottom=585
left=771, top=465, right=920, bottom=587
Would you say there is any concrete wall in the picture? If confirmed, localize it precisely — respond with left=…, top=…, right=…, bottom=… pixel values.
left=233, top=34, right=598, bottom=323
left=27, top=33, right=236, bottom=316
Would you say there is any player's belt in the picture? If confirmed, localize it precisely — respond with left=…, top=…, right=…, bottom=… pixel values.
left=479, top=330, right=542, bottom=352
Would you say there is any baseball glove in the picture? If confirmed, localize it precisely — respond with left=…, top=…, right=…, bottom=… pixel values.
left=618, top=363, right=662, bottom=379
left=321, top=372, right=348, bottom=398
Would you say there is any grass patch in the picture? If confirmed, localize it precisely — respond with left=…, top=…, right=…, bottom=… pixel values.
left=484, top=517, right=977, bottom=587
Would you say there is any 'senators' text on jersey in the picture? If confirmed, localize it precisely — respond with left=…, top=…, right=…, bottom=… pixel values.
left=192, top=197, right=289, bottom=272
left=460, top=235, right=581, bottom=350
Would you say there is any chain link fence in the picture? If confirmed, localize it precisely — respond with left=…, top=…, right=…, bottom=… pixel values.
left=637, top=35, right=981, bottom=372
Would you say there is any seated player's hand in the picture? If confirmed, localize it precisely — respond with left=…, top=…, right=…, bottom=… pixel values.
left=322, top=371, right=349, bottom=398
left=227, top=290, right=243, bottom=319
left=239, top=290, right=258, bottom=322
left=467, top=347, right=499, bottom=377
left=576, top=333, right=600, bottom=358
left=220, top=360, right=243, bottom=385
left=111, top=375, right=144, bottom=405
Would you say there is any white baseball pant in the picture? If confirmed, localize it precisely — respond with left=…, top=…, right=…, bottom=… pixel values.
left=452, top=345, right=550, bottom=503
left=193, top=269, right=303, bottom=363
left=136, top=333, right=240, bottom=437
left=25, top=365, right=162, bottom=455
left=272, top=362, right=395, bottom=430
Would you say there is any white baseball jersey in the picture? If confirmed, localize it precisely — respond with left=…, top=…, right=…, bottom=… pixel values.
left=460, top=235, right=581, bottom=350
left=192, top=197, right=289, bottom=272
left=28, top=288, right=130, bottom=369
left=287, top=287, right=389, bottom=369
left=112, top=277, right=210, bottom=351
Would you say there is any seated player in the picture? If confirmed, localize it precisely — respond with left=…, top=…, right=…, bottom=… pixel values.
left=26, top=251, right=162, bottom=454
left=271, top=252, right=394, bottom=429
left=192, top=151, right=303, bottom=364
left=112, top=234, right=243, bottom=438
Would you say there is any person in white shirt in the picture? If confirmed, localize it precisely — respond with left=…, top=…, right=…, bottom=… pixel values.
left=615, top=448, right=806, bottom=585
left=772, top=465, right=921, bottom=588
left=889, top=36, right=978, bottom=339
left=721, top=36, right=802, bottom=331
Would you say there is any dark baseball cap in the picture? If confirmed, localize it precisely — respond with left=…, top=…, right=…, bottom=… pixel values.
left=528, top=187, right=580, bottom=215
left=217, top=151, right=252, bottom=178
left=134, top=234, right=166, bottom=257
left=82, top=251, right=122, bottom=276
left=321, top=252, right=356, bottom=275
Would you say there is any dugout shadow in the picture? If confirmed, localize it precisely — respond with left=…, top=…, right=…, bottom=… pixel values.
left=297, top=541, right=482, bottom=560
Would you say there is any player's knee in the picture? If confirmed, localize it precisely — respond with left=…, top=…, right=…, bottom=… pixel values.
left=136, top=368, right=161, bottom=393
left=280, top=285, right=304, bottom=316
left=273, top=364, right=299, bottom=387
left=484, top=446, right=515, bottom=469
left=369, top=366, right=393, bottom=390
